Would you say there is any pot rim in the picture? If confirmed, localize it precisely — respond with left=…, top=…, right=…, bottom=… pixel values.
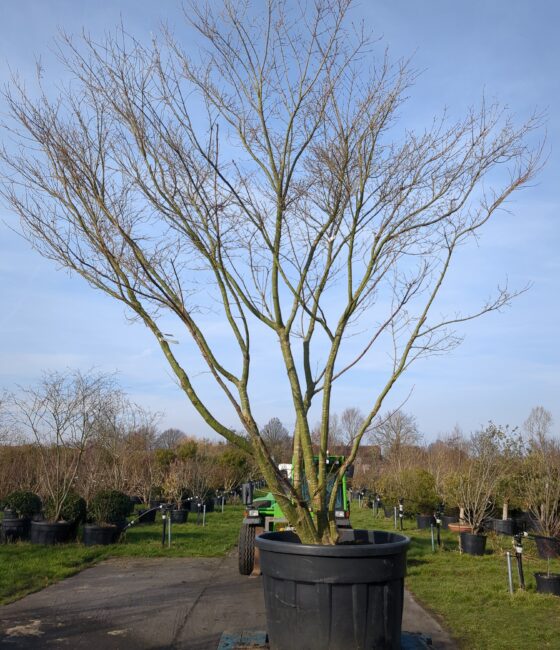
left=255, top=529, right=410, bottom=558
left=30, top=519, right=72, bottom=527
left=83, top=523, right=118, bottom=529
left=534, top=572, right=560, bottom=579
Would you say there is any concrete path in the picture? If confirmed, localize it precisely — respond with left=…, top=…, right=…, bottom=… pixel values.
left=0, top=552, right=456, bottom=649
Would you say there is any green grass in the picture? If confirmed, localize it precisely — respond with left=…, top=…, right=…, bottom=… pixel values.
left=351, top=508, right=560, bottom=649
left=0, top=505, right=245, bottom=605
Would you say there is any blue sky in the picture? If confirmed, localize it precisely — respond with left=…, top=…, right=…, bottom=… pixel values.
left=0, top=1, right=558, bottom=441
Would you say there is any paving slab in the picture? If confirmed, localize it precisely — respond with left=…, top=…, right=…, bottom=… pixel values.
left=0, top=552, right=455, bottom=649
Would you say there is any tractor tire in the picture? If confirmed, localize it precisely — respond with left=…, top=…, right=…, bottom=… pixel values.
left=238, top=524, right=256, bottom=575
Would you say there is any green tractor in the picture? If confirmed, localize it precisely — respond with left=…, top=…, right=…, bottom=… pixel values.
left=238, top=455, right=352, bottom=575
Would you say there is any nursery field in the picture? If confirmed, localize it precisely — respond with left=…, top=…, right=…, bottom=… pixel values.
left=352, top=508, right=560, bottom=650
left=0, top=505, right=244, bottom=605
left=3, top=505, right=560, bottom=650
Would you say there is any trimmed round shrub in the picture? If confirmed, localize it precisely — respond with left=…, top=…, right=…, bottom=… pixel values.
left=88, top=490, right=130, bottom=525
left=4, top=491, right=42, bottom=518
left=44, top=491, right=87, bottom=523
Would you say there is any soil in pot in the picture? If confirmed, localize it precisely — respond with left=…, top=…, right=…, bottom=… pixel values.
left=255, top=529, right=410, bottom=650
left=535, top=535, right=560, bottom=560
left=171, top=509, right=188, bottom=524
left=416, top=514, right=434, bottom=529
left=1, top=517, right=30, bottom=542
left=534, top=572, right=560, bottom=596
left=82, top=524, right=119, bottom=546
left=30, top=520, right=73, bottom=545
left=460, top=531, right=487, bottom=556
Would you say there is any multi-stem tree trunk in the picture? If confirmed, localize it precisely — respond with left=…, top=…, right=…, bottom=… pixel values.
left=0, top=1, right=542, bottom=542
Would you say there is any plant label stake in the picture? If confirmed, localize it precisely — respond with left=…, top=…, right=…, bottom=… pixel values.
left=430, top=525, right=435, bottom=552
left=394, top=506, right=398, bottom=530
left=398, top=499, right=404, bottom=531
left=203, top=504, right=207, bottom=527
left=221, top=496, right=225, bottom=513
left=513, top=533, right=525, bottom=590
left=506, top=551, right=514, bottom=595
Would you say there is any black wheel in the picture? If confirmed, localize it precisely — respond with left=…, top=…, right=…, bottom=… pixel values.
left=238, top=524, right=256, bottom=575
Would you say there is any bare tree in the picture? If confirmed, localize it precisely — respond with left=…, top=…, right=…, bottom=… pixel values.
left=521, top=413, right=560, bottom=537
left=261, top=417, right=291, bottom=462
left=339, top=407, right=367, bottom=455
left=524, top=406, right=554, bottom=449
left=451, top=423, right=506, bottom=534
left=155, top=428, right=187, bottom=450
left=370, top=409, right=421, bottom=470
left=8, top=370, right=113, bottom=521
left=0, top=0, right=542, bottom=542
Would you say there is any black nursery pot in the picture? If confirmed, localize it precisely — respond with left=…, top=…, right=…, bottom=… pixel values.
left=138, top=508, right=157, bottom=523
left=171, top=509, right=188, bottom=524
left=441, top=515, right=458, bottom=530
left=534, top=535, right=560, bottom=560
left=255, top=529, right=410, bottom=650
left=1, top=516, right=30, bottom=542
left=491, top=518, right=516, bottom=536
left=460, top=531, right=487, bottom=556
left=82, top=524, right=119, bottom=546
left=30, top=520, right=73, bottom=545
left=416, top=515, right=434, bottom=530
left=534, top=572, right=560, bottom=596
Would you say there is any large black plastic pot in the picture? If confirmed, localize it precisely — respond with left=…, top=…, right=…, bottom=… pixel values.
left=30, top=521, right=73, bottom=545
left=441, top=515, right=458, bottom=530
left=82, top=524, right=119, bottom=546
left=2, top=508, right=18, bottom=520
left=255, top=529, right=410, bottom=650
left=138, top=508, right=157, bottom=523
left=535, top=572, right=560, bottom=596
left=492, top=518, right=516, bottom=535
left=460, top=532, right=487, bottom=556
left=189, top=499, right=214, bottom=513
left=535, top=535, right=560, bottom=559
left=416, top=515, right=434, bottom=530
left=1, top=516, right=30, bottom=542
left=171, top=509, right=188, bottom=524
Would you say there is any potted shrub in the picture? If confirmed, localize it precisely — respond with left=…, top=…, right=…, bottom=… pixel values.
left=1, top=490, right=41, bottom=541
left=533, top=526, right=560, bottom=597
left=2, top=0, right=539, bottom=645
left=33, top=490, right=87, bottom=544
left=522, top=424, right=560, bottom=555
left=7, top=371, right=110, bottom=544
left=83, top=490, right=130, bottom=545
left=492, top=428, right=524, bottom=535
left=452, top=425, right=505, bottom=555
left=406, top=470, right=438, bottom=529
left=162, top=459, right=189, bottom=524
